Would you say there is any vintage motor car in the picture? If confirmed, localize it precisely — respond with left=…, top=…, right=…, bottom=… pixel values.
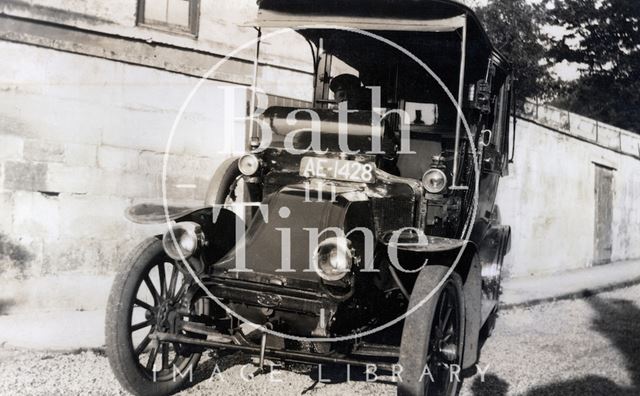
left=105, top=0, right=514, bottom=395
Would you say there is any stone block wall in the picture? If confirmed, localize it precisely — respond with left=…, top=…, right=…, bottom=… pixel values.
left=496, top=118, right=640, bottom=278
left=0, top=41, right=248, bottom=281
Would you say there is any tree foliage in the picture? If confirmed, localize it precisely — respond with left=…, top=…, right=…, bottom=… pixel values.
left=476, top=0, right=554, bottom=103
left=547, top=0, right=640, bottom=132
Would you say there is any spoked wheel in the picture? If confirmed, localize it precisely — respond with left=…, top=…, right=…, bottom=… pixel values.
left=398, top=265, right=465, bottom=396
left=106, top=237, right=201, bottom=396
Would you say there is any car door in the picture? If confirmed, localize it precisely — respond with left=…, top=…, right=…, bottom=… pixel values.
left=475, top=77, right=510, bottom=227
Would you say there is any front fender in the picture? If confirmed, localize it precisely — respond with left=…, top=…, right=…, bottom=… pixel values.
left=125, top=203, right=207, bottom=224
left=383, top=235, right=482, bottom=371
left=204, top=156, right=241, bottom=207
left=125, top=204, right=240, bottom=265
left=125, top=156, right=243, bottom=225
left=176, top=207, right=241, bottom=265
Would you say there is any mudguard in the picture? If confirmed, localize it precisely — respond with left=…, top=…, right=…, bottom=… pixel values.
left=125, top=203, right=208, bottom=224
left=462, top=252, right=482, bottom=370
left=126, top=156, right=243, bottom=225
left=382, top=234, right=482, bottom=370
left=204, top=157, right=241, bottom=207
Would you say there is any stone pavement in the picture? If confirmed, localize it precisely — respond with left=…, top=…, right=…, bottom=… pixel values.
left=0, top=310, right=105, bottom=350
left=1, top=259, right=639, bottom=350
left=500, top=258, right=640, bottom=308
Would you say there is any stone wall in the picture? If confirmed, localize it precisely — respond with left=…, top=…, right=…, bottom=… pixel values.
left=0, top=0, right=311, bottom=312
left=0, top=0, right=315, bottom=101
left=0, top=0, right=311, bottom=70
left=496, top=115, right=640, bottom=278
left=0, top=40, right=249, bottom=282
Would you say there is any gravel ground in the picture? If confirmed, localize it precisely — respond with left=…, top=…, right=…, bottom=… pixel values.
left=1, top=283, right=639, bottom=396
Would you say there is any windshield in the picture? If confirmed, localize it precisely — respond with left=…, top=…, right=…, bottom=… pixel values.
left=251, top=25, right=510, bottom=184
left=305, top=29, right=476, bottom=137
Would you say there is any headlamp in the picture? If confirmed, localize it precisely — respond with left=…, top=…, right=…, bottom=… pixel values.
left=162, top=221, right=204, bottom=260
left=238, top=154, right=260, bottom=176
left=312, top=237, right=353, bottom=281
left=421, top=169, right=448, bottom=194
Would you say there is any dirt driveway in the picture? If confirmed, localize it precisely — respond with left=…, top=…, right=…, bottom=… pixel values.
left=2, top=284, right=639, bottom=395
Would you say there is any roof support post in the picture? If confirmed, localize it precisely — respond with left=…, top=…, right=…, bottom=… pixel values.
left=452, top=15, right=467, bottom=188
left=249, top=28, right=262, bottom=150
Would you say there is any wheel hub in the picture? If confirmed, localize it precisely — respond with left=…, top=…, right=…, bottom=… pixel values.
left=438, top=343, right=458, bottom=362
left=155, top=301, right=175, bottom=331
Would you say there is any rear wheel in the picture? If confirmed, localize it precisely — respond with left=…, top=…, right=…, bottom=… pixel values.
left=106, top=238, right=201, bottom=396
left=398, top=265, right=465, bottom=396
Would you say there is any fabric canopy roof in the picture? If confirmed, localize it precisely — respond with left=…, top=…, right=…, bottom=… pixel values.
left=247, top=10, right=466, bottom=32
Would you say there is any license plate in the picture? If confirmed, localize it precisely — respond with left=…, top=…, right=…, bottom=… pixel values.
left=299, top=157, right=376, bottom=183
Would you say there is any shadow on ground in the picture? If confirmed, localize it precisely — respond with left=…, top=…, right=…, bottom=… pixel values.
left=471, top=295, right=640, bottom=396
left=0, top=298, right=15, bottom=315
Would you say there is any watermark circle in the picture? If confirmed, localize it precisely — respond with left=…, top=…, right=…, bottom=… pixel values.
left=162, top=25, right=481, bottom=343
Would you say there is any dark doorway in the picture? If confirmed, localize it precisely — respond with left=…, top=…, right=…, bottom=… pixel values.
left=593, top=164, right=614, bottom=265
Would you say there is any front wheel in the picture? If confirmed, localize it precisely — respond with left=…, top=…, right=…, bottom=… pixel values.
left=105, top=237, right=201, bottom=396
left=398, top=266, right=465, bottom=396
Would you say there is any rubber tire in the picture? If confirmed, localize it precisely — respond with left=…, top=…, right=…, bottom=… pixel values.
left=105, top=237, right=201, bottom=396
left=398, top=265, right=465, bottom=396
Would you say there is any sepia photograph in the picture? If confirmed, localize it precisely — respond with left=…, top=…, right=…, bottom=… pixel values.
left=0, top=0, right=639, bottom=395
